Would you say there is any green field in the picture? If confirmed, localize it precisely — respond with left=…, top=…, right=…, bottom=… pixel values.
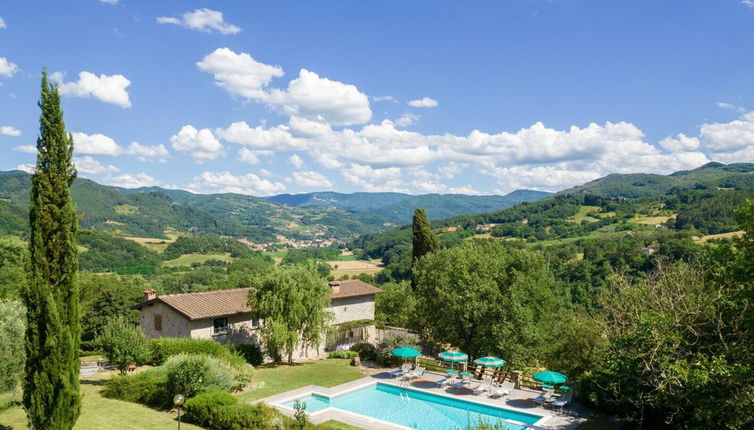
left=569, top=205, right=602, bottom=223
left=161, top=253, right=233, bottom=267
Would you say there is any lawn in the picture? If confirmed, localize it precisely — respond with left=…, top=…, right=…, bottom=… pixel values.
left=162, top=253, right=234, bottom=267
left=236, top=358, right=365, bottom=403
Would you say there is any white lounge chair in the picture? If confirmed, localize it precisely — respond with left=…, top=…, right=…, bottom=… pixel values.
left=491, top=381, right=514, bottom=398
left=390, top=363, right=412, bottom=378
left=407, top=366, right=425, bottom=380
left=551, top=391, right=573, bottom=413
left=473, top=377, right=493, bottom=395
left=436, top=373, right=458, bottom=388
left=451, top=373, right=472, bottom=390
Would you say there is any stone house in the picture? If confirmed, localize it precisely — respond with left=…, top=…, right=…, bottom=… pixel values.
left=133, top=279, right=383, bottom=358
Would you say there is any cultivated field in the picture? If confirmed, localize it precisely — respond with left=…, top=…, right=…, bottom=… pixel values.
left=693, top=230, right=745, bottom=242
left=327, top=259, right=383, bottom=278
left=162, top=253, right=233, bottom=267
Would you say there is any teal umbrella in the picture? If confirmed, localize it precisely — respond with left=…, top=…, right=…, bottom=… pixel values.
left=438, top=350, right=468, bottom=372
left=391, top=347, right=421, bottom=359
left=532, top=371, right=568, bottom=385
left=473, top=356, right=506, bottom=368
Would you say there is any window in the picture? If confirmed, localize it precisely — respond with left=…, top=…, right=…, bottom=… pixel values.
left=213, top=317, right=229, bottom=335
left=153, top=314, right=162, bottom=332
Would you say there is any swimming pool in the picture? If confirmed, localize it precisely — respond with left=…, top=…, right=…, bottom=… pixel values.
left=280, top=382, right=543, bottom=430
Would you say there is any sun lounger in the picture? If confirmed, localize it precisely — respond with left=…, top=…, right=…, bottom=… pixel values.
left=407, top=366, right=425, bottom=380
left=473, top=377, right=493, bottom=395
left=390, top=363, right=412, bottom=378
left=451, top=373, right=472, bottom=390
left=551, top=391, right=573, bottom=413
left=436, top=374, right=458, bottom=388
left=533, top=393, right=555, bottom=406
left=491, top=381, right=514, bottom=398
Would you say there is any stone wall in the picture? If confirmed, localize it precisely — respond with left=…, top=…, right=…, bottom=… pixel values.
left=329, top=295, right=376, bottom=325
left=138, top=302, right=191, bottom=339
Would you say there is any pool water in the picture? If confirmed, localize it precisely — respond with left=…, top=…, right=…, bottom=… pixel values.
left=282, top=383, right=541, bottom=430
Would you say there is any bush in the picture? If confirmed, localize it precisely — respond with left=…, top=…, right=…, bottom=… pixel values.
left=327, top=350, right=358, bottom=359
left=164, top=353, right=252, bottom=397
left=350, top=342, right=377, bottom=361
left=102, top=367, right=170, bottom=408
left=184, top=390, right=280, bottom=430
left=227, top=343, right=264, bottom=366
left=96, top=316, right=151, bottom=374
left=0, top=300, right=25, bottom=391
left=376, top=332, right=419, bottom=366
left=149, top=337, right=231, bottom=365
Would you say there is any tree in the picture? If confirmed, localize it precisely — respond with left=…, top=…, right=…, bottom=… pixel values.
left=96, top=316, right=151, bottom=374
left=585, top=262, right=754, bottom=429
left=0, top=300, right=25, bottom=391
left=375, top=281, right=416, bottom=328
left=80, top=273, right=144, bottom=343
left=413, top=241, right=559, bottom=362
left=411, top=208, right=439, bottom=288
left=0, top=238, right=27, bottom=299
left=23, top=70, right=82, bottom=429
left=248, top=264, right=332, bottom=363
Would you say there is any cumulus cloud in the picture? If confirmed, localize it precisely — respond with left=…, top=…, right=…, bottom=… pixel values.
left=73, top=156, right=120, bottom=174
left=394, top=112, right=420, bottom=127
left=238, top=147, right=261, bottom=164
left=372, top=95, right=396, bottom=102
left=408, top=97, right=438, bottom=108
left=1, top=126, right=21, bottom=136
left=170, top=125, right=224, bottom=163
left=288, top=154, right=304, bottom=168
left=0, top=57, right=19, bottom=78
left=72, top=132, right=123, bottom=156
left=215, top=121, right=305, bottom=150
left=12, top=145, right=35, bottom=154
left=106, top=173, right=163, bottom=188
left=100, top=0, right=118, bottom=5
left=699, top=112, right=754, bottom=152
left=126, top=142, right=169, bottom=162
left=659, top=134, right=700, bottom=152
left=15, top=164, right=35, bottom=174
left=742, top=0, right=754, bottom=9
left=190, top=171, right=286, bottom=196
left=0, top=16, right=6, bottom=29
left=196, top=48, right=283, bottom=98
left=717, top=102, right=746, bottom=113
left=293, top=170, right=332, bottom=188
left=157, top=8, right=240, bottom=34
left=197, top=48, right=371, bottom=126
left=55, top=71, right=132, bottom=108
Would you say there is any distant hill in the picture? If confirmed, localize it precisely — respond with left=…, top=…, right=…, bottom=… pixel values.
left=265, top=190, right=551, bottom=223
left=558, top=162, right=754, bottom=198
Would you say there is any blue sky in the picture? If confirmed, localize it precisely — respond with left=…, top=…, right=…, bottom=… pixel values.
left=1, top=0, right=754, bottom=195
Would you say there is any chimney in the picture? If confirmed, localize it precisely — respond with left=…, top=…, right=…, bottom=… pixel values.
left=144, top=289, right=157, bottom=302
left=328, top=281, right=340, bottom=294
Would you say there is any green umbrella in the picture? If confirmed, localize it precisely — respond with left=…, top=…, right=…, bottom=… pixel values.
left=473, top=356, right=506, bottom=368
left=391, top=347, right=421, bottom=359
left=532, top=371, right=568, bottom=385
left=438, top=350, right=468, bottom=372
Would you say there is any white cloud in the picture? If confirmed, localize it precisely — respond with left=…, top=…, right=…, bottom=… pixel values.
left=0, top=57, right=19, bottom=78
left=106, top=173, right=163, bottom=188
left=196, top=48, right=283, bottom=99
left=126, top=142, right=169, bottom=162
left=699, top=112, right=754, bottom=152
left=372, top=95, right=396, bottom=102
left=15, top=164, right=35, bottom=174
left=742, top=0, right=754, bottom=9
left=12, top=145, right=35, bottom=154
left=0, top=16, right=6, bottom=29
left=170, top=125, right=223, bottom=163
left=56, top=71, right=132, bottom=108
left=157, top=8, right=240, bottom=34
left=260, top=168, right=273, bottom=178
left=717, top=102, right=746, bottom=113
left=72, top=132, right=123, bottom=156
left=215, top=121, right=305, bottom=150
left=288, top=154, right=304, bottom=168
left=293, top=170, right=332, bottom=188
left=99, top=0, right=118, bottom=5
left=408, top=97, right=438, bottom=108
left=659, top=133, right=701, bottom=152
left=394, top=112, right=420, bottom=127
left=238, top=147, right=261, bottom=164
left=1, top=126, right=21, bottom=136
left=73, top=156, right=120, bottom=174
left=190, top=171, right=286, bottom=196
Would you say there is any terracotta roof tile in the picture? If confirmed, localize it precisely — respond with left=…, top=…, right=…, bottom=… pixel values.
left=329, top=279, right=384, bottom=299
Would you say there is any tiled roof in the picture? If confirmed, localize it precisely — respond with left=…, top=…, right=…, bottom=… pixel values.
left=329, top=279, right=384, bottom=300
left=134, top=280, right=382, bottom=321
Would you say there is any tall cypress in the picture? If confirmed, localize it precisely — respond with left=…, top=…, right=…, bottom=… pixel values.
left=23, top=70, right=81, bottom=429
left=411, top=208, right=440, bottom=289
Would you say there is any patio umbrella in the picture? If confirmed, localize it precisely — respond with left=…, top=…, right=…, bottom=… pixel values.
left=473, top=356, right=506, bottom=368
left=437, top=350, right=468, bottom=372
left=391, top=347, right=421, bottom=364
left=532, top=371, right=568, bottom=385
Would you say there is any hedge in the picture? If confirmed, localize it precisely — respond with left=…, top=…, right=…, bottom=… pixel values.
left=149, top=338, right=233, bottom=365
left=184, top=390, right=281, bottom=430
left=101, top=367, right=171, bottom=409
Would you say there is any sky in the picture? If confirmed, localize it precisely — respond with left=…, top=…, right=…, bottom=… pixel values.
left=1, top=0, right=754, bottom=196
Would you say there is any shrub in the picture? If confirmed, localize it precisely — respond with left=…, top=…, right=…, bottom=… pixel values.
left=327, top=350, right=358, bottom=359
left=0, top=300, right=25, bottom=391
left=350, top=342, right=377, bottom=361
left=184, top=390, right=280, bottom=430
left=102, top=367, right=170, bottom=408
left=96, top=316, right=151, bottom=374
left=164, top=353, right=252, bottom=397
left=149, top=337, right=230, bottom=365
left=227, top=343, right=264, bottom=366
left=376, top=331, right=419, bottom=366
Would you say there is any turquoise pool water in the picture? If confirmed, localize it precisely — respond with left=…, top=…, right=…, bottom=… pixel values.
left=282, top=383, right=541, bottom=430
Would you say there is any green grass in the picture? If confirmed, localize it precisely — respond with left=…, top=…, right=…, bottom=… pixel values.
left=317, top=420, right=365, bottom=430
left=161, top=253, right=233, bottom=267
left=236, top=358, right=365, bottom=403
left=569, top=205, right=602, bottom=223
left=0, top=373, right=204, bottom=430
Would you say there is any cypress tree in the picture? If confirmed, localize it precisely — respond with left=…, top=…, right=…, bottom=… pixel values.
left=411, top=208, right=439, bottom=289
left=23, top=70, right=81, bottom=429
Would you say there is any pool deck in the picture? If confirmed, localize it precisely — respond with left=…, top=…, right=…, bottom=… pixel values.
left=256, top=369, right=592, bottom=430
